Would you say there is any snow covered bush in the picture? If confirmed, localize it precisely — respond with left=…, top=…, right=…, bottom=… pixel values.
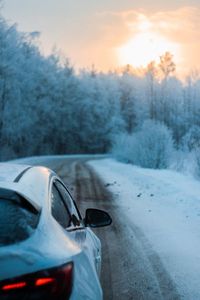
left=111, top=133, right=136, bottom=163
left=194, top=149, right=200, bottom=177
left=176, top=126, right=200, bottom=178
left=112, top=120, right=174, bottom=169
left=182, top=126, right=200, bottom=151
left=135, top=120, right=174, bottom=168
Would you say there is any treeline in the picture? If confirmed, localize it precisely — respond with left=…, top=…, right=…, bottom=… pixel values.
left=1, top=16, right=200, bottom=163
left=0, top=17, right=123, bottom=159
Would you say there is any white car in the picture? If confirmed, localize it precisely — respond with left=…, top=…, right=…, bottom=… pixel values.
left=0, top=163, right=112, bottom=300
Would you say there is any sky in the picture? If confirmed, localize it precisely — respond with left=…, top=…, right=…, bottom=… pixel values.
left=2, top=0, right=200, bottom=76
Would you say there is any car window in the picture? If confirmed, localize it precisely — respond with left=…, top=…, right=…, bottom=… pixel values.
left=55, top=180, right=81, bottom=221
left=0, top=189, right=40, bottom=246
left=51, top=184, right=71, bottom=228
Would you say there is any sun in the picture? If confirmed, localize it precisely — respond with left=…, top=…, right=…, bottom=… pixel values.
left=117, top=31, right=180, bottom=68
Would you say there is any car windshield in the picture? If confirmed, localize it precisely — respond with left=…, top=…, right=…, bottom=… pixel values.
left=0, top=189, right=40, bottom=246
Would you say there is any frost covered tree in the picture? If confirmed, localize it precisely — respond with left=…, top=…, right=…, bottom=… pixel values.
left=118, top=72, right=137, bottom=133
left=73, top=72, right=124, bottom=153
left=112, top=120, right=174, bottom=169
left=159, top=52, right=176, bottom=80
left=145, top=61, right=158, bottom=120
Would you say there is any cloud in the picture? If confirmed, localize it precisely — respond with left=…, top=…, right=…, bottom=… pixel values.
left=150, top=7, right=200, bottom=43
left=98, top=6, right=200, bottom=44
left=95, top=6, right=200, bottom=74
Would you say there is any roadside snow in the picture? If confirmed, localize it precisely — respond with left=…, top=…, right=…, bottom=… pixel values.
left=10, top=154, right=107, bottom=165
left=89, top=158, right=200, bottom=299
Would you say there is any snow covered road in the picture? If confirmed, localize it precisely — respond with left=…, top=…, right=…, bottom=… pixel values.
left=13, top=155, right=192, bottom=299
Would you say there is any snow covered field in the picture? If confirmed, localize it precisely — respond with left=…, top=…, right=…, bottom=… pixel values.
left=89, top=158, right=200, bottom=299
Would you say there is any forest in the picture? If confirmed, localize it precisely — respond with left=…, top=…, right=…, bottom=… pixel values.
left=0, top=15, right=200, bottom=175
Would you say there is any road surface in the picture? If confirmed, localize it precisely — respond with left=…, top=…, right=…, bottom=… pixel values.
left=26, top=156, right=181, bottom=300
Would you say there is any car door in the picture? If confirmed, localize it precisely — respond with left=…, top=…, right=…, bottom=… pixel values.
left=51, top=178, right=101, bottom=275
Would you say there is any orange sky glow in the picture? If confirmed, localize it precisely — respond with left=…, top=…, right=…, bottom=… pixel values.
left=3, top=3, right=200, bottom=78
left=95, top=7, right=200, bottom=77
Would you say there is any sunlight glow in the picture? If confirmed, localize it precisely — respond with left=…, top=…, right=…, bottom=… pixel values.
left=117, top=31, right=180, bottom=68
left=137, top=15, right=152, bottom=31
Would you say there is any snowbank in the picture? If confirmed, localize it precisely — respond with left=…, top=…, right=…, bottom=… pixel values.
left=9, top=154, right=107, bottom=165
left=89, top=158, right=200, bottom=299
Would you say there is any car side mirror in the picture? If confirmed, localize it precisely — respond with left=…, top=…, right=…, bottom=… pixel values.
left=84, top=208, right=112, bottom=228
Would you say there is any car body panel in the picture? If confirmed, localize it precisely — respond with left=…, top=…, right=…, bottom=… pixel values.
left=0, top=163, right=103, bottom=299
